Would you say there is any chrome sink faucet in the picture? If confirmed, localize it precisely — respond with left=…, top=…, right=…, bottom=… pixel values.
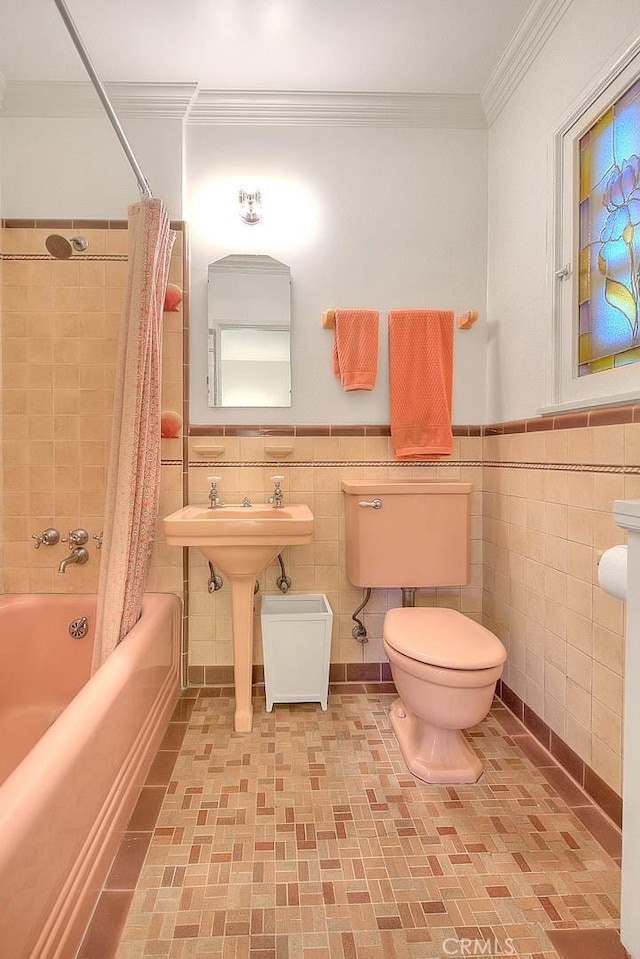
left=268, top=475, right=284, bottom=509
left=207, top=476, right=224, bottom=509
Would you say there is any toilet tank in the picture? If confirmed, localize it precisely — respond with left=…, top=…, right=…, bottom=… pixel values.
left=341, top=479, right=473, bottom=588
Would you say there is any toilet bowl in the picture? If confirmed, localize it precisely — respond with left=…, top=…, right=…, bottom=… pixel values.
left=383, top=607, right=506, bottom=784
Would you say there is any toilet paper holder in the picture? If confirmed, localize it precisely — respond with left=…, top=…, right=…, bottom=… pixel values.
left=597, top=544, right=628, bottom=602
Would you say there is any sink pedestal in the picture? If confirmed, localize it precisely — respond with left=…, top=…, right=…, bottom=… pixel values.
left=229, top=574, right=257, bottom=733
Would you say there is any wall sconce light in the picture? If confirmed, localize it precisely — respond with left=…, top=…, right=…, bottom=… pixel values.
left=239, top=189, right=262, bottom=225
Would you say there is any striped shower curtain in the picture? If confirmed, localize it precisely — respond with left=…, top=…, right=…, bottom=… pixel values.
left=93, top=197, right=175, bottom=672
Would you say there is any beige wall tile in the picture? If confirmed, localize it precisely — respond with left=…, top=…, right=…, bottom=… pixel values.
left=592, top=624, right=624, bottom=674
left=592, top=661, right=623, bottom=715
left=565, top=714, right=591, bottom=764
left=592, top=699, right=622, bottom=754
left=566, top=644, right=592, bottom=691
left=591, top=737, right=622, bottom=794
left=567, top=427, right=594, bottom=464
left=591, top=425, right=625, bottom=465
left=624, top=422, right=640, bottom=465
left=567, top=507, right=593, bottom=546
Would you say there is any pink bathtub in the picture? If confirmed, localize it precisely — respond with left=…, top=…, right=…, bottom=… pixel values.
left=0, top=592, right=181, bottom=959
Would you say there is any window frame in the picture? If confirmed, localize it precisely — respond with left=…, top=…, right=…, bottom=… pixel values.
left=543, top=38, right=640, bottom=414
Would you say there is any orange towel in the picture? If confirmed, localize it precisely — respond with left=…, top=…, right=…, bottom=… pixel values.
left=388, top=309, right=454, bottom=460
left=332, top=308, right=379, bottom=391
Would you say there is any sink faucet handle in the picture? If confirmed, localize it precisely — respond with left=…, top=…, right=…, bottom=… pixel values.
left=269, top=475, right=285, bottom=508
left=207, top=475, right=223, bottom=509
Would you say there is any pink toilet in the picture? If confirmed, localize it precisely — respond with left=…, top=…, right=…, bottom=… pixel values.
left=341, top=479, right=506, bottom=784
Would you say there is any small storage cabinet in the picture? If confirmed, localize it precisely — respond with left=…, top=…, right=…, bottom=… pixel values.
left=260, top=594, right=333, bottom=711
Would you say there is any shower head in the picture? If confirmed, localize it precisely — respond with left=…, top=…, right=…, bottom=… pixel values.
left=45, top=234, right=89, bottom=259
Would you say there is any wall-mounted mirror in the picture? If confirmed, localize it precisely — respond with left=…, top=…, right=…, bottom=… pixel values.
left=207, top=254, right=291, bottom=407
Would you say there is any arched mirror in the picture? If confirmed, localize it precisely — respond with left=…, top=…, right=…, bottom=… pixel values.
left=207, top=254, right=291, bottom=407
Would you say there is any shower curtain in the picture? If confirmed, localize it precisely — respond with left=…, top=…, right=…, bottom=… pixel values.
left=93, top=197, right=175, bottom=672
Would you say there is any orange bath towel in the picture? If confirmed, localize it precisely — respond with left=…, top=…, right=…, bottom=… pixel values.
left=332, top=308, right=379, bottom=391
left=388, top=309, right=454, bottom=460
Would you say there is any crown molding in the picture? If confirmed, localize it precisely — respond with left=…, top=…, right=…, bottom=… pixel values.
left=0, top=81, right=198, bottom=118
left=0, top=81, right=488, bottom=128
left=481, top=0, right=573, bottom=126
left=189, top=90, right=487, bottom=128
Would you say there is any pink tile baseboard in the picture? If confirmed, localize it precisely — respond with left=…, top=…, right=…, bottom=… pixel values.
left=498, top=681, right=622, bottom=828
left=188, top=662, right=394, bottom=688
left=548, top=928, right=629, bottom=959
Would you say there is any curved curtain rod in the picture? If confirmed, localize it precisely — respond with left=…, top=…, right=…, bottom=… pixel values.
left=52, top=0, right=153, bottom=199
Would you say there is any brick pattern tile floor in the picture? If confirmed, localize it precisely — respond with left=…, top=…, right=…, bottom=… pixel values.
left=111, top=693, right=622, bottom=959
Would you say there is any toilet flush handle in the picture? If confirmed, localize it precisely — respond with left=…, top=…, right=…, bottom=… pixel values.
left=358, top=498, right=383, bottom=509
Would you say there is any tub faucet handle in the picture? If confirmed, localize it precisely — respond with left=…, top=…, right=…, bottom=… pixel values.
left=32, top=527, right=60, bottom=549
left=62, top=528, right=89, bottom=548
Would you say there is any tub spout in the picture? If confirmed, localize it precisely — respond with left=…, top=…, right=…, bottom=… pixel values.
left=58, top=547, right=89, bottom=573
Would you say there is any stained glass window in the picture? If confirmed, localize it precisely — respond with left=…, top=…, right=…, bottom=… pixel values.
left=577, top=75, right=640, bottom=376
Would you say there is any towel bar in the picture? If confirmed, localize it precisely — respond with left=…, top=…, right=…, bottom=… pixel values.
left=321, top=308, right=478, bottom=329
left=456, top=309, right=478, bottom=329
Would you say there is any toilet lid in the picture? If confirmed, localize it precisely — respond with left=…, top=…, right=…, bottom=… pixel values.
left=384, top=607, right=507, bottom=670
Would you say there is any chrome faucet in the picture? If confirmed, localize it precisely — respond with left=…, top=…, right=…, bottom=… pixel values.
left=207, top=475, right=223, bottom=509
left=268, top=474, right=285, bottom=509
left=58, top=547, right=89, bottom=574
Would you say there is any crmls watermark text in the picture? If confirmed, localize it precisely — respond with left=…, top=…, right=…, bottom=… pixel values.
left=442, top=937, right=517, bottom=956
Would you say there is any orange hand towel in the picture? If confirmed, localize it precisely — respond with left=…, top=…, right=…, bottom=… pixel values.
left=332, top=308, right=379, bottom=391
left=388, top=309, right=454, bottom=460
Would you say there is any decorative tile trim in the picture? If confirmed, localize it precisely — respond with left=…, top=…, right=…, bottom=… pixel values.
left=485, top=403, right=640, bottom=433
left=2, top=218, right=128, bottom=229
left=189, top=423, right=483, bottom=437
left=484, top=461, right=640, bottom=473
left=188, top=402, right=640, bottom=440
left=188, top=459, right=640, bottom=472
left=1, top=253, right=128, bottom=262
left=2, top=217, right=185, bottom=231
left=188, top=460, right=484, bottom=469
left=497, top=680, right=622, bottom=828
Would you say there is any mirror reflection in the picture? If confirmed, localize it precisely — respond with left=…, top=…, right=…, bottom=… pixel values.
left=207, top=254, right=291, bottom=407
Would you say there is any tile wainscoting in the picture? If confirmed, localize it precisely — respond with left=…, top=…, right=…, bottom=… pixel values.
left=184, top=404, right=640, bottom=821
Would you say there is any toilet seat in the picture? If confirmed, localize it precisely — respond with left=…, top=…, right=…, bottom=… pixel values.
left=384, top=607, right=506, bottom=670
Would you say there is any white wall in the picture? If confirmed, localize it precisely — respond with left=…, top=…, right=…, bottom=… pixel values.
left=0, top=116, right=183, bottom=219
left=486, top=0, right=640, bottom=423
left=187, top=124, right=488, bottom=425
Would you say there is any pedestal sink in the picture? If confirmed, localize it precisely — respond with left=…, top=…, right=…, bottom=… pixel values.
left=163, top=503, right=314, bottom=732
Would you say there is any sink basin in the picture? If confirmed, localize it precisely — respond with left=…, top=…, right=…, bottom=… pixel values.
left=163, top=501, right=314, bottom=734
left=163, top=503, right=313, bottom=573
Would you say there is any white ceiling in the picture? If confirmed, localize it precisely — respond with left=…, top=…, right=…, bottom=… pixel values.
left=0, top=0, right=534, bottom=95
